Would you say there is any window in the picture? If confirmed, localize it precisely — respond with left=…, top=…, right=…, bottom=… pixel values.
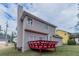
left=34, top=36, right=37, bottom=40
left=27, top=17, right=32, bottom=25
left=39, top=37, right=42, bottom=40
left=45, top=25, right=48, bottom=29
left=39, top=36, right=46, bottom=40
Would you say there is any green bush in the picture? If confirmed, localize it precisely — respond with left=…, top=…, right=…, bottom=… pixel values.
left=67, top=39, right=76, bottom=45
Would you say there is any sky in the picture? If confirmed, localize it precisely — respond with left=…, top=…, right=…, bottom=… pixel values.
left=0, top=3, right=79, bottom=34
left=0, top=3, right=17, bottom=34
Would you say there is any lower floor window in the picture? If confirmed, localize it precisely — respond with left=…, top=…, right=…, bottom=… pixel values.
left=39, top=37, right=43, bottom=40
left=32, top=36, right=47, bottom=40
left=28, top=32, right=48, bottom=41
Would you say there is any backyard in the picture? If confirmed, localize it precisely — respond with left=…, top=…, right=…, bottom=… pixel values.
left=0, top=45, right=79, bottom=56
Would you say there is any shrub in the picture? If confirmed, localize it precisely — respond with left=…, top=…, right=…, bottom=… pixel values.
left=67, top=39, right=76, bottom=45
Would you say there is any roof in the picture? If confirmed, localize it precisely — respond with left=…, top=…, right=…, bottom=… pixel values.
left=56, top=29, right=71, bottom=34
left=20, top=11, right=57, bottom=28
left=53, top=35, right=62, bottom=39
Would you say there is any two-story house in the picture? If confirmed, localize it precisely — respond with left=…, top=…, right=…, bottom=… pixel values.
left=17, top=5, right=57, bottom=52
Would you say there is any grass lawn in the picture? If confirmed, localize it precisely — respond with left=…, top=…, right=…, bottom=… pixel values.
left=0, top=45, right=79, bottom=56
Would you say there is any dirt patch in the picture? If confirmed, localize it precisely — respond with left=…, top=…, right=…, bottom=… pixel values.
left=0, top=43, right=14, bottom=50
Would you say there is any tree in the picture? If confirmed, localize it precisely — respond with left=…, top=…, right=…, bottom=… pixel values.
left=11, top=32, right=14, bottom=42
left=74, top=21, right=79, bottom=32
left=5, top=21, right=8, bottom=46
left=0, top=25, right=1, bottom=31
left=0, top=25, right=3, bottom=33
left=67, top=39, right=76, bottom=45
left=10, top=32, right=16, bottom=43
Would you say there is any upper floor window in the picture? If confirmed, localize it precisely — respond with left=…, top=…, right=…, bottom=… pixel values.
left=43, top=24, right=48, bottom=29
left=45, top=25, right=48, bottom=29
left=27, top=17, right=32, bottom=26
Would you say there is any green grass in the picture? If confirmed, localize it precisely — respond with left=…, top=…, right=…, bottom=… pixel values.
left=0, top=45, right=79, bottom=56
left=0, top=47, right=40, bottom=56
left=43, top=45, right=79, bottom=56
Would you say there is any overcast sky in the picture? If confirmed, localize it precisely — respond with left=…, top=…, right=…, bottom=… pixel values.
left=0, top=3, right=78, bottom=34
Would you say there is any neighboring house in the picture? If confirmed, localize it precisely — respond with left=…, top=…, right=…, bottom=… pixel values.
left=55, top=30, right=71, bottom=44
left=53, top=35, right=62, bottom=46
left=17, top=5, right=57, bottom=52
left=70, top=33, right=79, bottom=44
left=75, top=38, right=79, bottom=44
